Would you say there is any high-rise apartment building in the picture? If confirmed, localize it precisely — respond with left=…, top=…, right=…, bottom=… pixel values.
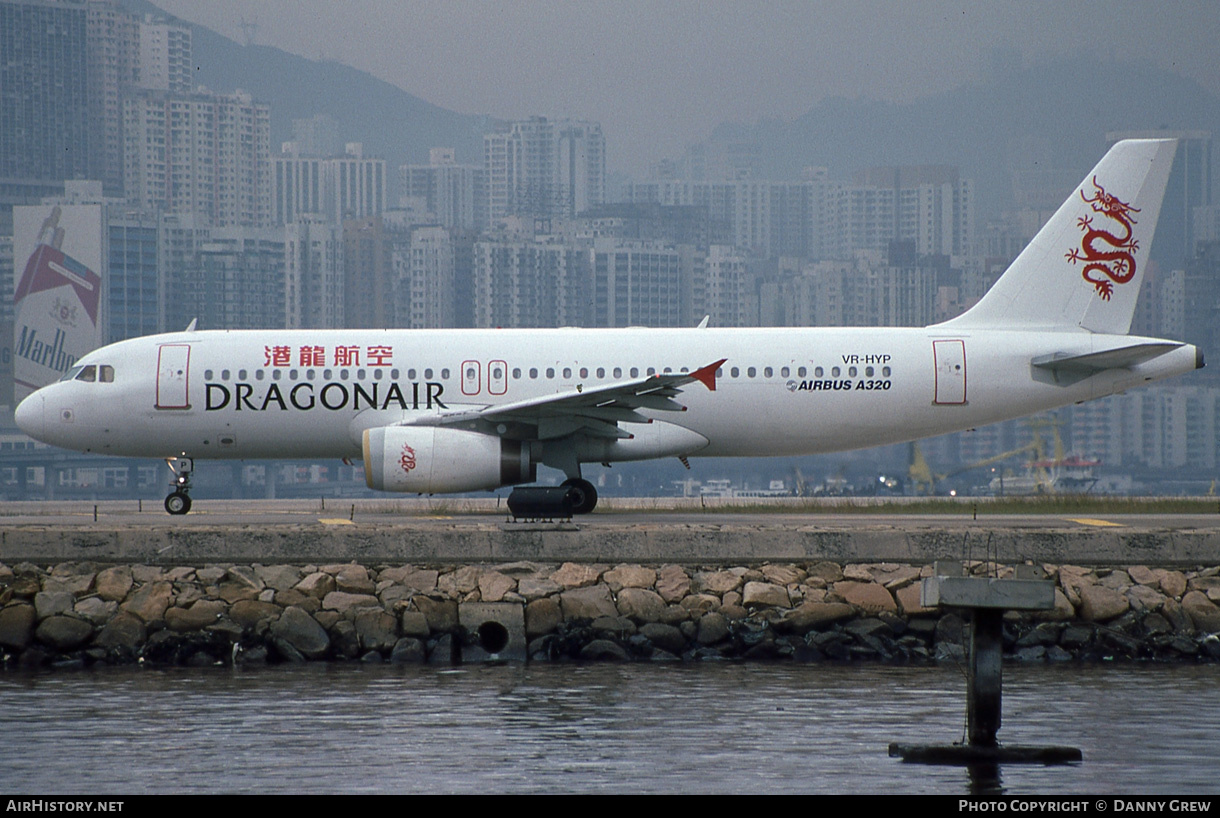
left=393, top=225, right=455, bottom=329
left=86, top=2, right=193, bottom=197
left=284, top=215, right=343, bottom=329
left=399, top=147, right=486, bottom=231
left=342, top=216, right=400, bottom=329
left=484, top=117, right=605, bottom=222
left=274, top=142, right=386, bottom=225
left=123, top=88, right=272, bottom=227
left=589, top=238, right=683, bottom=328
left=157, top=215, right=287, bottom=332
left=472, top=238, right=590, bottom=328
left=0, top=0, right=92, bottom=210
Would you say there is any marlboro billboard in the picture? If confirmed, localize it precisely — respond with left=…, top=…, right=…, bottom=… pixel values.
left=13, top=204, right=104, bottom=401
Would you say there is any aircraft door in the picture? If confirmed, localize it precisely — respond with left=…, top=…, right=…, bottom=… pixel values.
left=156, top=343, right=192, bottom=409
left=462, top=360, right=481, bottom=395
left=488, top=359, right=507, bottom=395
left=932, top=339, right=967, bottom=405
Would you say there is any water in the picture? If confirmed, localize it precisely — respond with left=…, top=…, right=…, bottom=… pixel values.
left=1, top=663, right=1217, bottom=794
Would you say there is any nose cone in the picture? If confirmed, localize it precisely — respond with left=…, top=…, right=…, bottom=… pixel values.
left=15, top=392, right=45, bottom=441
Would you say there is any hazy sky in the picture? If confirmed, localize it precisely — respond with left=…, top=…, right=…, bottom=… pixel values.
left=154, top=0, right=1220, bottom=175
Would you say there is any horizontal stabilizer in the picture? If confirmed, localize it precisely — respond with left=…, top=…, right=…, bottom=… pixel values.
left=1031, top=342, right=1183, bottom=374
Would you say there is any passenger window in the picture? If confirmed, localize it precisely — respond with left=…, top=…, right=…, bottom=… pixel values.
left=630, top=367, right=639, bottom=377
left=883, top=366, right=891, bottom=377
left=204, top=369, right=213, bottom=380
left=866, top=366, right=874, bottom=377
left=831, top=367, right=840, bottom=377
left=647, top=367, right=656, bottom=375
left=529, top=368, right=538, bottom=379
left=272, top=370, right=282, bottom=380
left=596, top=367, right=604, bottom=378
left=100, top=365, right=114, bottom=383
left=408, top=369, right=417, bottom=380
left=255, top=370, right=265, bottom=381
left=371, top=369, right=381, bottom=380
left=579, top=367, right=588, bottom=379
left=614, top=367, right=622, bottom=378
left=239, top=369, right=247, bottom=380
left=425, top=368, right=433, bottom=379
left=848, top=366, right=857, bottom=377
left=563, top=367, right=572, bottom=379
left=813, top=367, right=822, bottom=377
left=76, top=365, right=96, bottom=382
left=747, top=367, right=756, bottom=378
left=306, top=369, right=316, bottom=380
left=466, top=366, right=476, bottom=380
left=289, top=369, right=299, bottom=381
left=390, top=369, right=398, bottom=379
left=663, top=367, right=672, bottom=373
left=323, top=369, right=332, bottom=380
left=781, top=367, right=790, bottom=377
left=339, top=369, right=348, bottom=380
left=546, top=368, right=555, bottom=379
left=441, top=368, right=450, bottom=379
left=731, top=367, right=739, bottom=378
left=221, top=369, right=230, bottom=380
left=764, top=367, right=773, bottom=378
left=513, top=368, right=521, bottom=379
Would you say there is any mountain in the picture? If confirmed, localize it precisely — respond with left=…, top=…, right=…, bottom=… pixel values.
left=127, top=0, right=490, bottom=172
left=714, top=56, right=1220, bottom=218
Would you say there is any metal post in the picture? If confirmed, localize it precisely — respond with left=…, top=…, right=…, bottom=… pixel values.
left=968, top=608, right=1003, bottom=747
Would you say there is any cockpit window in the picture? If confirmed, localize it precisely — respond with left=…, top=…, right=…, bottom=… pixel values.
left=75, top=365, right=96, bottom=382
left=99, top=365, right=114, bottom=383
left=60, top=366, right=84, bottom=382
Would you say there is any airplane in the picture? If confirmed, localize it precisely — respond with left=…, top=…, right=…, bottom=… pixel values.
left=13, top=139, right=1202, bottom=515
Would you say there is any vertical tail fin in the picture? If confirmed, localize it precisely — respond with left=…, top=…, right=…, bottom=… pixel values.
left=941, top=138, right=1178, bottom=334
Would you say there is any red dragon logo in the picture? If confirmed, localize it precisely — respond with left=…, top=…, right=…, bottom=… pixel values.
left=399, top=443, right=417, bottom=474
left=1065, top=176, right=1141, bottom=301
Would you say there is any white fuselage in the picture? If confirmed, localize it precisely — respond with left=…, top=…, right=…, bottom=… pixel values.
left=14, top=325, right=1200, bottom=464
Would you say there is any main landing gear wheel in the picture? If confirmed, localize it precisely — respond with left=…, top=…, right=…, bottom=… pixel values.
left=165, top=491, right=192, bottom=515
left=561, top=478, right=598, bottom=514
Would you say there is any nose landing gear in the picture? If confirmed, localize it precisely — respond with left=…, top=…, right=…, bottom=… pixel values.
left=165, top=455, right=194, bottom=515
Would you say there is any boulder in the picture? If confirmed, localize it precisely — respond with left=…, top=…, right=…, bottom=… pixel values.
left=603, top=564, right=656, bottom=591
left=269, top=606, right=330, bottom=659
left=616, top=588, right=667, bottom=623
left=742, top=581, right=791, bottom=608
left=559, top=585, right=618, bottom=621
left=1078, top=584, right=1129, bottom=622
left=655, top=565, right=691, bottom=602
left=0, top=604, right=36, bottom=649
left=120, top=582, right=174, bottom=623
left=35, top=615, right=93, bottom=651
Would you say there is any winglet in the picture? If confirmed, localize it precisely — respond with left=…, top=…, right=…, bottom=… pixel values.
left=691, top=358, right=727, bottom=391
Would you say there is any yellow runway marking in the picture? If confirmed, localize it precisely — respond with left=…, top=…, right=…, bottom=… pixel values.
left=318, top=518, right=354, bottom=526
left=1067, top=517, right=1123, bottom=527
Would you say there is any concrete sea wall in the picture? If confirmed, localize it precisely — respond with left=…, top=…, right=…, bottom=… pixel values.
left=3, top=558, right=1220, bottom=668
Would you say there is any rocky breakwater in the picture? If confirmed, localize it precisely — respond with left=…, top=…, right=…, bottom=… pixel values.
left=2, top=559, right=1220, bottom=668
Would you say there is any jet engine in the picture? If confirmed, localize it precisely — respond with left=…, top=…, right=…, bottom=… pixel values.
left=363, top=426, right=534, bottom=493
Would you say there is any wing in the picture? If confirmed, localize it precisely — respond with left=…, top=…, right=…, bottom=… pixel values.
left=400, top=358, right=726, bottom=441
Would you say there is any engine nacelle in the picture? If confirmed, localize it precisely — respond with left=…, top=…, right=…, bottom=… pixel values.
left=363, top=426, right=534, bottom=493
